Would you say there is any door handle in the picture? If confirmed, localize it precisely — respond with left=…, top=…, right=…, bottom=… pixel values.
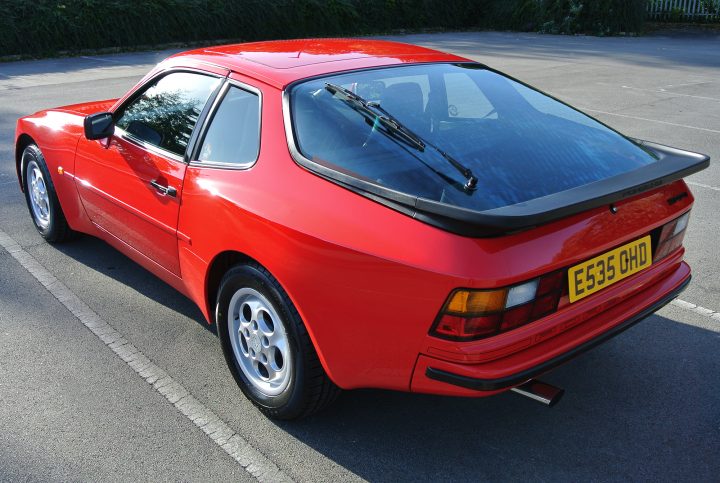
left=150, top=180, right=177, bottom=197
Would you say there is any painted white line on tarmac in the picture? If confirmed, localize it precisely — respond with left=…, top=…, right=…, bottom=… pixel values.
left=581, top=108, right=720, bottom=135
left=671, top=299, right=720, bottom=323
left=80, top=56, right=123, bottom=64
left=618, top=84, right=720, bottom=103
left=687, top=181, right=720, bottom=192
left=0, top=228, right=291, bottom=483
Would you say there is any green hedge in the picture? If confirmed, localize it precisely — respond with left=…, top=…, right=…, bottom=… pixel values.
left=0, top=0, right=487, bottom=56
left=0, top=0, right=648, bottom=58
left=484, top=0, right=648, bottom=35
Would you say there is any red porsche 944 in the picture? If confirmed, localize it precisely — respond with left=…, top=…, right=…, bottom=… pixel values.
left=15, top=40, right=708, bottom=419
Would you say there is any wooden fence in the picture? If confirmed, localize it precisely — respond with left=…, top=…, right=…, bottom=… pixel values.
left=648, top=0, right=720, bottom=20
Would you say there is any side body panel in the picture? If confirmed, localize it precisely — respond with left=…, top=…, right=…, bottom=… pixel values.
left=74, top=134, right=187, bottom=275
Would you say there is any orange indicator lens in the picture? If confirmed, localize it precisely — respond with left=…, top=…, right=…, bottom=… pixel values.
left=445, top=289, right=507, bottom=315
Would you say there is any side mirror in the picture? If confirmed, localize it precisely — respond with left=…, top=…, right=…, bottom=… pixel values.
left=84, top=112, right=115, bottom=140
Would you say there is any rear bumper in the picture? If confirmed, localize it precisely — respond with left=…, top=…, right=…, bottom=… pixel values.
left=426, top=275, right=689, bottom=391
left=411, top=257, right=690, bottom=396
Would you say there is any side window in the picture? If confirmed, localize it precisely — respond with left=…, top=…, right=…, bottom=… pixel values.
left=197, top=86, right=260, bottom=166
left=116, top=72, right=220, bottom=156
left=443, top=73, right=495, bottom=119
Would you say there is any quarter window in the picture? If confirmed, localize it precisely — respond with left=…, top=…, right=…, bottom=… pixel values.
left=198, top=86, right=260, bottom=166
left=116, top=72, right=220, bottom=156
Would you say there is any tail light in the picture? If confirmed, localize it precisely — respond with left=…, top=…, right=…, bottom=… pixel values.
left=654, top=211, right=690, bottom=262
left=431, top=271, right=563, bottom=341
left=432, top=211, right=690, bottom=342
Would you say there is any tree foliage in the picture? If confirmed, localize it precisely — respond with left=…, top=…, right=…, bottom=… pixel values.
left=485, top=0, right=648, bottom=35
left=0, top=0, right=649, bottom=57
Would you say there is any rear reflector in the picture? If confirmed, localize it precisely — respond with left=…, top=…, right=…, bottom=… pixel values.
left=434, top=314, right=500, bottom=339
left=499, top=303, right=533, bottom=331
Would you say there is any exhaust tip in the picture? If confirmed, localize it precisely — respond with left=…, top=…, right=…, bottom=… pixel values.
left=510, top=379, right=564, bottom=407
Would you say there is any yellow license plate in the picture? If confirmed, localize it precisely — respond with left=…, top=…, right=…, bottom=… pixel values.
left=568, top=235, right=652, bottom=303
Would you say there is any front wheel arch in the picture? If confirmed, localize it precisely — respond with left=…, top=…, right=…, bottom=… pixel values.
left=16, top=133, right=36, bottom=190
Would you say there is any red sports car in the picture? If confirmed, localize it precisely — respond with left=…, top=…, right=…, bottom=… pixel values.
left=15, top=39, right=708, bottom=419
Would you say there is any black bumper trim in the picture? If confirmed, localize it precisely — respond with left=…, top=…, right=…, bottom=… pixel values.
left=425, top=275, right=691, bottom=392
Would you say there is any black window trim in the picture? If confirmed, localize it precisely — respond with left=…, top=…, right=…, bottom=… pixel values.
left=282, top=62, right=710, bottom=238
left=187, top=78, right=263, bottom=170
left=111, top=67, right=228, bottom=163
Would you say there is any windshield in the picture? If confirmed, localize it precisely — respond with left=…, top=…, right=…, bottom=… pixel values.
left=289, top=63, right=657, bottom=211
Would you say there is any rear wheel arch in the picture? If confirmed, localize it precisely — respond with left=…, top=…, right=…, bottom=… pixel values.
left=214, top=261, right=340, bottom=418
left=205, top=250, right=254, bottom=323
left=204, top=250, right=337, bottom=382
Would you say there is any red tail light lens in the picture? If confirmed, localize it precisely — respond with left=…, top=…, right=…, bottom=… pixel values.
left=434, top=314, right=501, bottom=339
left=431, top=272, right=563, bottom=341
left=654, top=211, right=690, bottom=262
left=499, top=304, right=533, bottom=331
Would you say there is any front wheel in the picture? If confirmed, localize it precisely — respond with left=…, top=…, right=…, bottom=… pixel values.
left=21, top=144, right=74, bottom=242
left=216, top=263, right=339, bottom=420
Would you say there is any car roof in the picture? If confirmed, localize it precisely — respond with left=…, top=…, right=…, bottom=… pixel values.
left=167, top=39, right=468, bottom=89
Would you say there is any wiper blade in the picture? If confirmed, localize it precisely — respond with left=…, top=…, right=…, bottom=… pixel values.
left=325, top=83, right=426, bottom=152
left=325, top=82, right=478, bottom=192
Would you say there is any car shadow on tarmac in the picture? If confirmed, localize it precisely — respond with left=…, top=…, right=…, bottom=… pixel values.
left=276, top=312, right=720, bottom=481
left=48, top=234, right=215, bottom=335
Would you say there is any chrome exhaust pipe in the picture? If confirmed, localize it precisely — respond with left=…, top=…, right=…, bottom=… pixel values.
left=511, top=379, right=564, bottom=407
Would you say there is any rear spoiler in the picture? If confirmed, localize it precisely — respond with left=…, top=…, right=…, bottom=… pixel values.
left=409, top=140, right=709, bottom=236
left=292, top=137, right=708, bottom=237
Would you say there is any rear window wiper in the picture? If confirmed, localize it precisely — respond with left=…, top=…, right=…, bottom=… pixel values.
left=324, top=83, right=479, bottom=192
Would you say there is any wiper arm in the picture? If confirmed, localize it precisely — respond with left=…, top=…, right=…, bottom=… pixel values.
left=325, top=83, right=478, bottom=192
left=324, top=83, right=425, bottom=152
left=367, top=101, right=479, bottom=191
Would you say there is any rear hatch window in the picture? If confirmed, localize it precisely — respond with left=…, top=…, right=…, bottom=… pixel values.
left=288, top=63, right=657, bottom=212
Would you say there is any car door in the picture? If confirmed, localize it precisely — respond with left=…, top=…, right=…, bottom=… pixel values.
left=74, top=70, right=223, bottom=276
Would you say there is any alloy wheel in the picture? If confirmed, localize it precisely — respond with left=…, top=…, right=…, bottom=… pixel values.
left=228, top=287, right=292, bottom=397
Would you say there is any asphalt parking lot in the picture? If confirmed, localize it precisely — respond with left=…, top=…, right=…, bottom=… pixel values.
left=1, top=31, right=719, bottom=481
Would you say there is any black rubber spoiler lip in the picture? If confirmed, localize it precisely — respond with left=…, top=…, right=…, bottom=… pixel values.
left=425, top=274, right=691, bottom=392
left=293, top=139, right=708, bottom=238
left=410, top=141, right=709, bottom=236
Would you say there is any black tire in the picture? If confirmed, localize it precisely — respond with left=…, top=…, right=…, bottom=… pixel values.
left=216, top=263, right=339, bottom=420
left=21, top=144, right=75, bottom=243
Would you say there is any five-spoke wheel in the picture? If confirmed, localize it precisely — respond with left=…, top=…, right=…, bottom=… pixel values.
left=228, top=288, right=292, bottom=397
left=21, top=144, right=73, bottom=242
left=27, top=159, right=51, bottom=229
left=216, top=263, right=339, bottom=419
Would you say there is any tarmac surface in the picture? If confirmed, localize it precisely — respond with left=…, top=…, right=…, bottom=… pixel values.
left=1, top=31, right=719, bottom=481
